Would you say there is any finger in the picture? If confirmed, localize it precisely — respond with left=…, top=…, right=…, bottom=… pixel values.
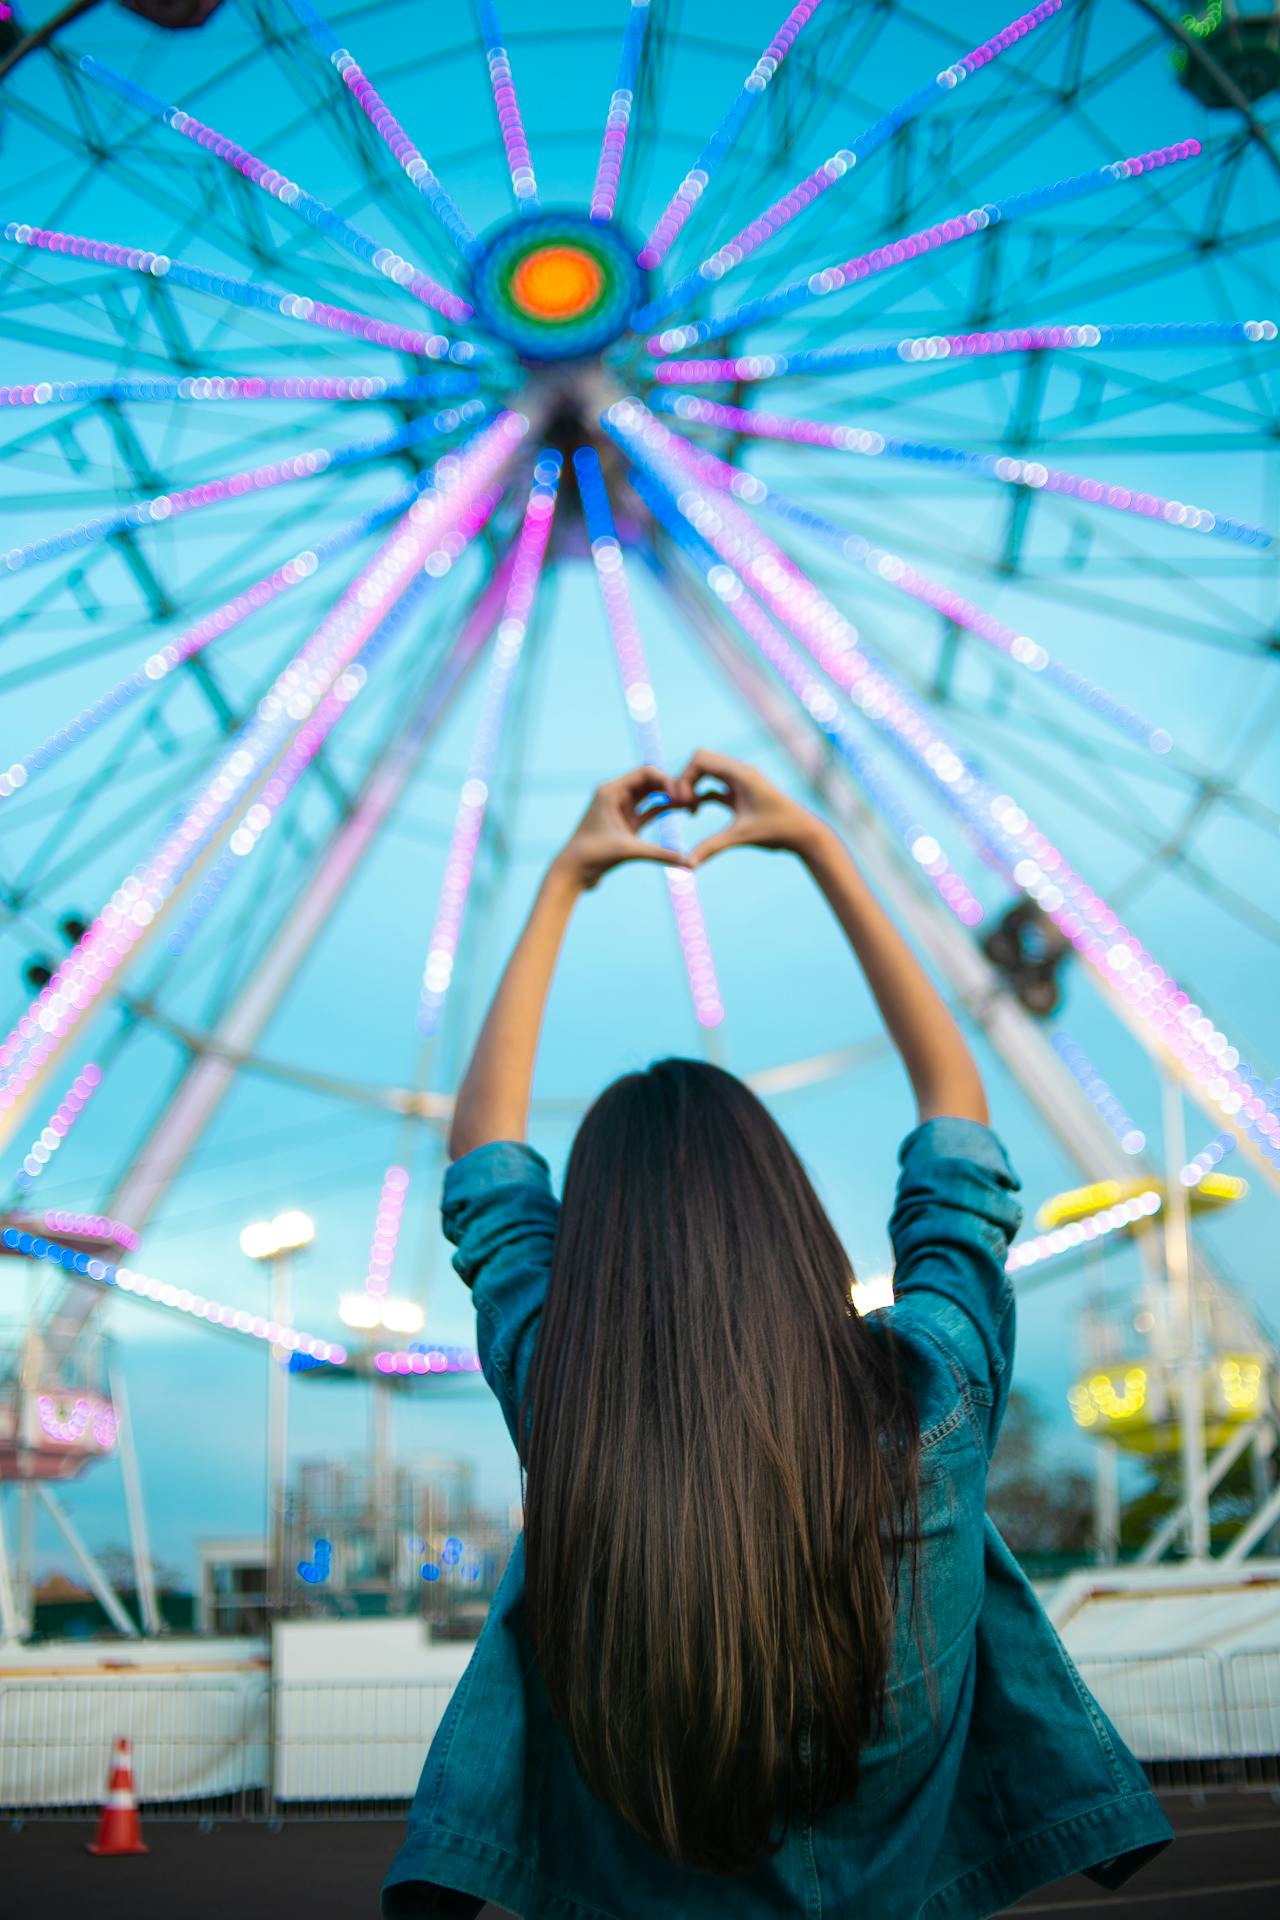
left=678, top=747, right=748, bottom=791
left=610, top=764, right=671, bottom=801
left=687, top=779, right=732, bottom=816
left=625, top=840, right=693, bottom=869
left=688, top=825, right=749, bottom=868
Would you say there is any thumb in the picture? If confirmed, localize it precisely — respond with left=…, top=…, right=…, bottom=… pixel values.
left=688, top=826, right=748, bottom=868
left=628, top=840, right=694, bottom=870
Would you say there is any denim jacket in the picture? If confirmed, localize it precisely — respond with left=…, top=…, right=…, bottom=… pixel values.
left=384, top=1119, right=1172, bottom=1919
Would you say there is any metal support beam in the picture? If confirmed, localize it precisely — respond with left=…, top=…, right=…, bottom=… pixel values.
left=1221, top=1473, right=1280, bottom=1566
left=37, top=1486, right=139, bottom=1638
left=0, top=1495, right=21, bottom=1645
left=108, top=1355, right=161, bottom=1635
left=1136, top=1417, right=1261, bottom=1566
left=1164, top=1076, right=1208, bottom=1561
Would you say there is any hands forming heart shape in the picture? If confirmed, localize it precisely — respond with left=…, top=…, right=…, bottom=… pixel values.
left=556, top=749, right=819, bottom=891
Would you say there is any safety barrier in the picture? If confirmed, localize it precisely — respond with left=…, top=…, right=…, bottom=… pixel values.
left=2, top=1651, right=1276, bottom=1822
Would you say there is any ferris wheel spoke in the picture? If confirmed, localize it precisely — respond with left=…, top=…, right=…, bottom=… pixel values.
left=475, top=0, right=540, bottom=213
left=574, top=447, right=726, bottom=1031
left=606, top=398, right=1280, bottom=1182
left=1, top=222, right=481, bottom=367
left=416, top=452, right=562, bottom=1037
left=633, top=404, right=1175, bottom=754
left=588, top=0, right=653, bottom=224
left=0, top=478, right=442, bottom=806
left=1, top=398, right=486, bottom=578
left=634, top=1, right=1068, bottom=334
left=278, top=0, right=479, bottom=262
left=0, top=413, right=530, bottom=1141
left=637, top=0, right=825, bottom=270
left=0, top=371, right=481, bottom=411
left=644, top=138, right=1204, bottom=354
left=77, top=57, right=473, bottom=328
left=648, top=318, right=1280, bottom=388
left=656, top=393, right=1275, bottom=549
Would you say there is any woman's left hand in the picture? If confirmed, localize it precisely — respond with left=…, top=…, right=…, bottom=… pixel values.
left=552, top=766, right=692, bottom=892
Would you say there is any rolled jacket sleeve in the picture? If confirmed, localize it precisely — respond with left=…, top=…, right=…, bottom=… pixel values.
left=441, top=1141, right=560, bottom=1452
left=888, top=1117, right=1023, bottom=1456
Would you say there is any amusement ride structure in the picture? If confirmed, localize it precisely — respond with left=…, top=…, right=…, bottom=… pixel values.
left=0, top=0, right=1279, bottom=1635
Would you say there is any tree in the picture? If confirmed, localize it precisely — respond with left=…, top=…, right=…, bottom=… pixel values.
left=986, top=1390, right=1094, bottom=1559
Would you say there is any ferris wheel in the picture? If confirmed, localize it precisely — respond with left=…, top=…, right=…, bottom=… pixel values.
left=1, top=0, right=1279, bottom=1623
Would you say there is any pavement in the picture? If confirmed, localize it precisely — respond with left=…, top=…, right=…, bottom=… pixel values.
left=1, top=1792, right=1275, bottom=1918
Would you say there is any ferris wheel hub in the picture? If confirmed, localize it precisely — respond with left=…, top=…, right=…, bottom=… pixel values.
left=469, top=209, right=648, bottom=364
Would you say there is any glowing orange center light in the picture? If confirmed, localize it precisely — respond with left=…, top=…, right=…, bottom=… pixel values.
left=510, top=245, right=603, bottom=320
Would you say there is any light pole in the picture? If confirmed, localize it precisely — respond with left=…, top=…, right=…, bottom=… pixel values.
left=338, top=1290, right=425, bottom=1585
left=241, top=1210, right=316, bottom=1616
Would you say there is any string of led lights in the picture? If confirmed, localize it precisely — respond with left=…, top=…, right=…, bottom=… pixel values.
left=78, top=57, right=473, bottom=324
left=0, top=414, right=529, bottom=1134
left=634, top=0, right=1066, bottom=330
left=0, top=474, right=445, bottom=802
left=643, top=141, right=1204, bottom=352
left=648, top=319, right=1280, bottom=385
left=0, top=1224, right=348, bottom=1364
left=416, top=453, right=562, bottom=1036
left=1, top=223, right=477, bottom=365
left=1, top=399, right=486, bottom=577
left=575, top=446, right=725, bottom=1028
left=633, top=408, right=1173, bottom=755
left=607, top=402, right=1280, bottom=1175
left=637, top=0, right=824, bottom=268
left=589, top=0, right=652, bottom=223
left=476, top=0, right=539, bottom=210
left=280, top=0, right=479, bottom=260
left=10, top=1064, right=101, bottom=1192
left=654, top=395, right=1273, bottom=548
left=0, top=373, right=481, bottom=409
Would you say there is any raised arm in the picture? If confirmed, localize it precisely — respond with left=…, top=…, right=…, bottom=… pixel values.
left=679, top=750, right=987, bottom=1126
left=447, top=766, right=691, bottom=1160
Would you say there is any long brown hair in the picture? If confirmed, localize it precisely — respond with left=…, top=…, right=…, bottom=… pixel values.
left=520, top=1058, right=920, bottom=1874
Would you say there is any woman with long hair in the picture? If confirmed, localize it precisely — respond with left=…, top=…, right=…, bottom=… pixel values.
left=384, top=751, right=1172, bottom=1919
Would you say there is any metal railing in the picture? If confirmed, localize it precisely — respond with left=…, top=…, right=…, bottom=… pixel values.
left=2, top=1652, right=1276, bottom=1824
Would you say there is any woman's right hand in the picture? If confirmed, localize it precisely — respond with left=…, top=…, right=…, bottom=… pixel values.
left=672, top=750, right=823, bottom=868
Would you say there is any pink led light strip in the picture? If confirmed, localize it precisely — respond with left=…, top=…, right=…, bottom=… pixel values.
left=1, top=483, right=427, bottom=802
left=0, top=416, right=529, bottom=1138
left=650, top=320, right=1280, bottom=385
left=590, top=0, right=652, bottom=223
left=417, top=454, right=563, bottom=1036
left=2, top=398, right=485, bottom=577
left=1005, top=1190, right=1162, bottom=1274
left=645, top=415, right=1170, bottom=754
left=3, top=223, right=471, bottom=364
left=363, top=1166, right=410, bottom=1297
left=609, top=405, right=1280, bottom=1172
left=575, top=449, right=724, bottom=1029
left=78, top=57, right=472, bottom=324
left=638, top=0, right=824, bottom=268
left=477, top=0, right=539, bottom=208
left=638, top=0, right=1064, bottom=327
left=12, top=1064, right=100, bottom=1189
left=281, top=0, right=478, bottom=260
left=42, top=1210, right=140, bottom=1252
left=658, top=395, right=1270, bottom=549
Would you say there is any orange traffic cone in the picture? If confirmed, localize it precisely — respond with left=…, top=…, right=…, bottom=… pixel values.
left=87, top=1736, right=149, bottom=1856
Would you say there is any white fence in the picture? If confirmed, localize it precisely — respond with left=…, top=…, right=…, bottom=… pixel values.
left=1, top=1651, right=1276, bottom=1820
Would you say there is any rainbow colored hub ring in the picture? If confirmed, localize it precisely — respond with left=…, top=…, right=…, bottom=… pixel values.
left=470, top=211, right=646, bottom=363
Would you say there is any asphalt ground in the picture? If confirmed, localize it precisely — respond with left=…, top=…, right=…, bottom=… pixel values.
left=2, top=1792, right=1275, bottom=1918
